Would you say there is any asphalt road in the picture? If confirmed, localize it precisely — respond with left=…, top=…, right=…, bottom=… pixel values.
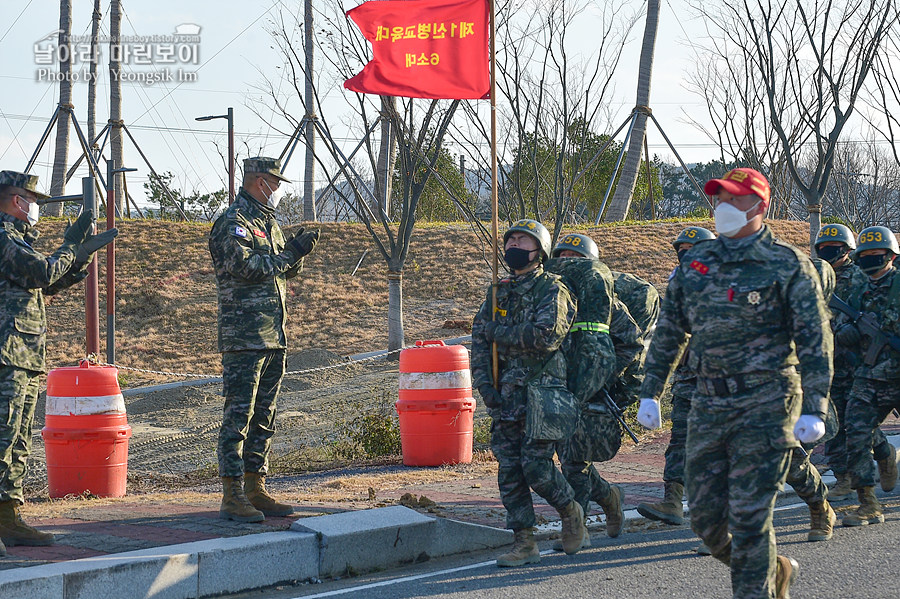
left=230, top=494, right=900, bottom=599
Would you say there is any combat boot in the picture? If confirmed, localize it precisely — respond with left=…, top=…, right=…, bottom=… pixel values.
left=0, top=500, right=54, bottom=546
left=598, top=484, right=625, bottom=537
left=244, top=472, right=294, bottom=517
left=220, top=477, right=265, bottom=523
left=842, top=486, right=884, bottom=526
left=828, top=472, right=852, bottom=502
left=636, top=481, right=684, bottom=525
left=0, top=536, right=5, bottom=556
left=496, top=527, right=540, bottom=567
left=807, top=500, right=836, bottom=541
left=695, top=542, right=712, bottom=556
left=877, top=444, right=899, bottom=492
left=557, top=500, right=588, bottom=555
left=774, top=555, right=799, bottom=599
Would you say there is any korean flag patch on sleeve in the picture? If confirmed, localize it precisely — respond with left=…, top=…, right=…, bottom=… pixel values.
left=232, top=225, right=249, bottom=239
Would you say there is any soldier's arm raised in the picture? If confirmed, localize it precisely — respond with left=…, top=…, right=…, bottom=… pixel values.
left=211, top=219, right=298, bottom=282
left=0, top=230, right=79, bottom=290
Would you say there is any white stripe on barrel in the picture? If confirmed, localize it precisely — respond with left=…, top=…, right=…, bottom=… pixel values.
left=45, top=394, right=126, bottom=416
left=399, top=369, right=471, bottom=390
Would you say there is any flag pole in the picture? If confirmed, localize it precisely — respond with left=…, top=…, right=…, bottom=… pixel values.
left=489, top=0, right=499, bottom=390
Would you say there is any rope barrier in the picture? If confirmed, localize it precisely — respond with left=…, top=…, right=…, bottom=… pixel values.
left=82, top=338, right=473, bottom=381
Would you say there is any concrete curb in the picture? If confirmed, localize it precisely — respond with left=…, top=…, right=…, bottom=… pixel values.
left=0, top=507, right=511, bottom=599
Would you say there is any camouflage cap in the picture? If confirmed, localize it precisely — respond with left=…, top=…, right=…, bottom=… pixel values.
left=243, top=157, right=290, bottom=182
left=0, top=170, right=50, bottom=199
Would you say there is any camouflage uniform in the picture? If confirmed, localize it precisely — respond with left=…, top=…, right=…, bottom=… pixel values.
left=544, top=257, right=622, bottom=514
left=471, top=267, right=578, bottom=531
left=209, top=188, right=304, bottom=478
left=0, top=212, right=88, bottom=503
left=824, top=261, right=893, bottom=476
left=641, top=225, right=832, bottom=599
left=844, top=265, right=900, bottom=490
left=609, top=271, right=660, bottom=408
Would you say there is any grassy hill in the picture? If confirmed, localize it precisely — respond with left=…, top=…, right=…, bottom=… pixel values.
left=33, top=217, right=814, bottom=387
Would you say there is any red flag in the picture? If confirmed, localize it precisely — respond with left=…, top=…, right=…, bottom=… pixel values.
left=344, top=0, right=489, bottom=99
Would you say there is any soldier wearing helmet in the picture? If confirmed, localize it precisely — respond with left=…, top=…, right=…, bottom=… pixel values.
left=673, top=226, right=716, bottom=263
left=840, top=225, right=900, bottom=527
left=472, top=219, right=587, bottom=566
left=546, top=232, right=635, bottom=542
left=816, top=223, right=893, bottom=502
left=638, top=226, right=714, bottom=538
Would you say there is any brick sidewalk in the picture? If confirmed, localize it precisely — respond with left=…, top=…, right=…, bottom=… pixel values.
left=3, top=420, right=898, bottom=571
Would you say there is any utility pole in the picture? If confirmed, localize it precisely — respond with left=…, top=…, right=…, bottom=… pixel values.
left=48, top=0, right=73, bottom=217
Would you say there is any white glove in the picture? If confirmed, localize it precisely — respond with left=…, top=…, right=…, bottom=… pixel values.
left=637, top=398, right=661, bottom=429
left=794, top=415, right=826, bottom=444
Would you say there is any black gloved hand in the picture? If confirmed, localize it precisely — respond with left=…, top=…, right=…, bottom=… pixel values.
left=835, top=322, right=861, bottom=347
left=478, top=384, right=501, bottom=411
left=75, top=228, right=118, bottom=263
left=285, top=227, right=319, bottom=259
left=482, top=320, right=500, bottom=342
left=64, top=210, right=95, bottom=244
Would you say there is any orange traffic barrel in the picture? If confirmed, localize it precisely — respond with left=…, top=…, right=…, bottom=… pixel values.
left=41, top=362, right=132, bottom=498
left=396, top=340, right=475, bottom=466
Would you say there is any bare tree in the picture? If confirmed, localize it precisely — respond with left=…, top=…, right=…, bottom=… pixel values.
left=688, top=0, right=899, bottom=250
left=255, top=3, right=462, bottom=352
left=451, top=0, right=639, bottom=239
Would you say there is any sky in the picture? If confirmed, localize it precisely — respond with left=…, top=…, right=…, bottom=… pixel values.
left=0, top=0, right=721, bottom=209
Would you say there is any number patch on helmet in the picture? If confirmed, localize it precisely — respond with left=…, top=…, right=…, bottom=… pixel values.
left=562, top=235, right=581, bottom=246
left=822, top=227, right=840, bottom=238
left=860, top=230, right=884, bottom=243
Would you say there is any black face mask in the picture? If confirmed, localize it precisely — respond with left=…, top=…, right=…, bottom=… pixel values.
left=816, top=245, right=847, bottom=264
left=857, top=253, right=890, bottom=275
left=676, top=248, right=690, bottom=262
left=504, top=247, right=537, bottom=271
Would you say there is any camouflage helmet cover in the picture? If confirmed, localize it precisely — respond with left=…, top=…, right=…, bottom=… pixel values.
left=552, top=233, right=599, bottom=260
left=503, top=219, right=552, bottom=259
left=815, top=223, right=856, bottom=250
left=853, top=226, right=900, bottom=257
left=672, top=226, right=715, bottom=249
left=0, top=170, right=50, bottom=199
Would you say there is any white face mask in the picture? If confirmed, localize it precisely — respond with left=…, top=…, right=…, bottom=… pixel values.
left=261, top=179, right=285, bottom=209
left=714, top=200, right=760, bottom=238
left=16, top=195, right=40, bottom=226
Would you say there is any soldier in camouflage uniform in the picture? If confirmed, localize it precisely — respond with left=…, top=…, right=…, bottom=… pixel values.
left=780, top=258, right=837, bottom=542
left=608, top=270, right=659, bottom=409
left=545, top=233, right=637, bottom=542
left=637, top=226, right=715, bottom=529
left=816, top=224, right=896, bottom=501
left=472, top=219, right=587, bottom=566
left=637, top=168, right=832, bottom=599
left=0, top=170, right=116, bottom=554
left=209, top=157, right=319, bottom=523
left=839, top=226, right=900, bottom=527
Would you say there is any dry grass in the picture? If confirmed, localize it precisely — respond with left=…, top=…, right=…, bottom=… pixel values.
left=34, top=217, right=814, bottom=386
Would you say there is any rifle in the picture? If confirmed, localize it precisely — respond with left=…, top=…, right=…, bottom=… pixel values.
left=829, top=295, right=900, bottom=366
left=588, top=389, right=640, bottom=444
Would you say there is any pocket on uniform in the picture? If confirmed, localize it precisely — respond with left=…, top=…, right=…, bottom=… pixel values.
left=13, top=317, right=46, bottom=336
left=525, top=382, right=578, bottom=442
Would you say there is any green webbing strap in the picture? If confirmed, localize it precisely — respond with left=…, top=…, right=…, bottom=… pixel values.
left=570, top=321, right=610, bottom=333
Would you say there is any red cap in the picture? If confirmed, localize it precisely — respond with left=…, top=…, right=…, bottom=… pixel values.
left=704, top=168, right=770, bottom=207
